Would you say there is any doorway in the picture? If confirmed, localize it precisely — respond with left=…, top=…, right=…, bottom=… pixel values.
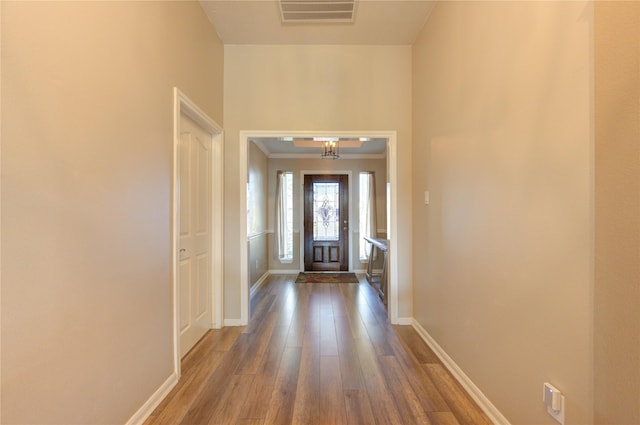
left=303, top=174, right=349, bottom=271
left=173, top=88, right=223, bottom=376
left=239, top=131, right=399, bottom=325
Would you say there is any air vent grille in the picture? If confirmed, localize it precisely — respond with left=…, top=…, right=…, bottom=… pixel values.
left=279, top=0, right=357, bottom=23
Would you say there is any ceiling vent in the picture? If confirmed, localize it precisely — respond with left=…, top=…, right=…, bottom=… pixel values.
left=279, top=0, right=357, bottom=23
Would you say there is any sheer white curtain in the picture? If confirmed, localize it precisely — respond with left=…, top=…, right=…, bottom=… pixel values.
left=275, top=171, right=287, bottom=261
left=275, top=171, right=294, bottom=262
left=359, top=172, right=377, bottom=260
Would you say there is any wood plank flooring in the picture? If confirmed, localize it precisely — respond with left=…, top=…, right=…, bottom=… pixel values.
left=144, top=274, right=492, bottom=425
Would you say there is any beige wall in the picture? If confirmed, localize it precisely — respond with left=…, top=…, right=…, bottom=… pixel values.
left=266, top=157, right=387, bottom=272
left=1, top=2, right=223, bottom=423
left=594, top=2, right=640, bottom=423
left=412, top=2, right=593, bottom=424
left=248, top=142, right=269, bottom=286
left=224, top=45, right=413, bottom=320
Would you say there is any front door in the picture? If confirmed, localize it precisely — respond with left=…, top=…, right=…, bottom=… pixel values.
left=304, top=174, right=349, bottom=271
left=178, top=112, right=213, bottom=357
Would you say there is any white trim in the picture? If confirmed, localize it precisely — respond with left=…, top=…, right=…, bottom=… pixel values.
left=411, top=320, right=511, bottom=425
left=251, top=138, right=272, bottom=157
left=210, top=121, right=224, bottom=332
left=394, top=317, right=414, bottom=326
left=239, top=133, right=250, bottom=326
left=386, top=132, right=399, bottom=325
left=125, top=373, right=178, bottom=425
left=172, top=88, right=224, bottom=378
left=247, top=230, right=269, bottom=241
left=278, top=259, right=294, bottom=265
left=224, top=319, right=245, bottom=327
left=250, top=271, right=270, bottom=296
left=268, top=269, right=300, bottom=275
left=239, top=131, right=398, bottom=327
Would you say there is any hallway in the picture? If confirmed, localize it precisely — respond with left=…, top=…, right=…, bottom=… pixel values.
left=145, top=275, right=491, bottom=425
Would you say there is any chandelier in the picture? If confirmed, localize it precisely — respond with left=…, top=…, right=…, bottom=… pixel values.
left=321, top=139, right=339, bottom=159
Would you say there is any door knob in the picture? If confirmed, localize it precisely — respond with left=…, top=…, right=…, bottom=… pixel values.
left=179, top=248, right=186, bottom=253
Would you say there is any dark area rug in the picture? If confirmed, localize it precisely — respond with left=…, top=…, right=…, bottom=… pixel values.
left=295, top=272, right=360, bottom=284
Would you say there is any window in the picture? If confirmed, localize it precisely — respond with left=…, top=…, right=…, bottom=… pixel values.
left=359, top=172, right=377, bottom=261
left=275, top=171, right=294, bottom=262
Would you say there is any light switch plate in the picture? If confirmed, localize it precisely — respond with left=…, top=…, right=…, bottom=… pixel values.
left=543, top=383, right=565, bottom=424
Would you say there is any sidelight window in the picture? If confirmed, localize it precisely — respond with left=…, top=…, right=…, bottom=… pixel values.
left=359, top=172, right=377, bottom=260
left=275, top=171, right=293, bottom=262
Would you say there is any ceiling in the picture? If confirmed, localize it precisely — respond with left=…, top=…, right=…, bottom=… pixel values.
left=249, top=136, right=387, bottom=159
left=202, top=1, right=431, bottom=156
left=199, top=0, right=437, bottom=45
left=251, top=137, right=387, bottom=159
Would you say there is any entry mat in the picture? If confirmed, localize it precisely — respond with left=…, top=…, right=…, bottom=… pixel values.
left=295, top=272, right=360, bottom=284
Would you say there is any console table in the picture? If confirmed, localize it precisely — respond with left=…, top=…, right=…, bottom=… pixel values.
left=363, top=237, right=388, bottom=305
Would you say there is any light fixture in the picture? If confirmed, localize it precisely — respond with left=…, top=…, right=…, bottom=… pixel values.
left=321, top=139, right=339, bottom=159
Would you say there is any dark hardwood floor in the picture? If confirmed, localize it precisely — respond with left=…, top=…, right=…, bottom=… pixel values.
left=144, top=274, right=492, bottom=425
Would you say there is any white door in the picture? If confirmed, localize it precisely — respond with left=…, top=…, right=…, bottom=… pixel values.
left=179, top=112, right=212, bottom=357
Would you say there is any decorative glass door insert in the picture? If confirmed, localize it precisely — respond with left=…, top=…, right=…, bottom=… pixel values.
left=313, top=182, right=340, bottom=241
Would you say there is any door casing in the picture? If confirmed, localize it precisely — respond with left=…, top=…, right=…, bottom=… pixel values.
left=239, top=130, right=399, bottom=325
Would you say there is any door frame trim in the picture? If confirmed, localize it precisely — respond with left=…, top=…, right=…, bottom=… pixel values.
left=172, top=88, right=224, bottom=377
left=239, top=130, right=400, bottom=325
left=301, top=171, right=352, bottom=272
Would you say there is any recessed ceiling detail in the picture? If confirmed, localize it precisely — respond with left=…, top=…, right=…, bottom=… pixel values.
left=293, top=138, right=363, bottom=148
left=250, top=136, right=386, bottom=159
left=279, top=0, right=357, bottom=23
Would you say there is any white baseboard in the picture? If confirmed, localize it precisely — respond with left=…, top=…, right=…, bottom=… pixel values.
left=125, top=372, right=178, bottom=425
left=411, top=320, right=510, bottom=425
left=394, top=317, right=414, bottom=325
left=268, top=269, right=300, bottom=275
left=224, top=319, right=245, bottom=326
left=250, top=271, right=270, bottom=296
left=352, top=268, right=383, bottom=274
